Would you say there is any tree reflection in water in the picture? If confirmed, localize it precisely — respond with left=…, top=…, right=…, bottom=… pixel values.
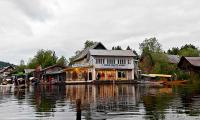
left=28, top=85, right=66, bottom=117
left=177, top=81, right=200, bottom=116
left=0, top=83, right=200, bottom=119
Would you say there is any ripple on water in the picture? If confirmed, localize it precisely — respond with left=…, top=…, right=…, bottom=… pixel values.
left=0, top=84, right=200, bottom=119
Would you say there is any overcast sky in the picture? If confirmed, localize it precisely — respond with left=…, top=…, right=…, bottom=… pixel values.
left=0, top=0, right=200, bottom=65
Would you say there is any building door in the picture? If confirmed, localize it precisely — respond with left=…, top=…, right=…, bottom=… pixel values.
left=89, top=72, right=92, bottom=80
left=117, top=71, right=127, bottom=80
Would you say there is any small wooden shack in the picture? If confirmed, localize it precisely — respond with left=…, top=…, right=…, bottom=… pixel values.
left=0, top=66, right=15, bottom=80
left=41, top=65, right=66, bottom=84
left=178, top=57, right=200, bottom=73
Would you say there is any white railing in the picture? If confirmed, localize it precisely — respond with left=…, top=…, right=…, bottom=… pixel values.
left=94, top=64, right=134, bottom=69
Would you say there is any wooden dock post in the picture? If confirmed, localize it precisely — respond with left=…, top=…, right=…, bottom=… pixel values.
left=76, top=99, right=81, bottom=120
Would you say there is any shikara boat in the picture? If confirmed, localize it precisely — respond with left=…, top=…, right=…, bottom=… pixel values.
left=163, top=80, right=188, bottom=85
left=139, top=74, right=172, bottom=85
left=14, top=78, right=27, bottom=89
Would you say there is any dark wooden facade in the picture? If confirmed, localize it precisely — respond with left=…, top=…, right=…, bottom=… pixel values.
left=178, top=57, right=200, bottom=73
left=42, top=65, right=66, bottom=83
left=33, top=65, right=66, bottom=84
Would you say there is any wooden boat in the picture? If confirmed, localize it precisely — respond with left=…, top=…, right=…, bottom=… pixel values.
left=2, top=80, right=8, bottom=85
left=140, top=74, right=172, bottom=85
left=163, top=80, right=188, bottom=85
left=14, top=78, right=27, bottom=89
left=29, top=77, right=40, bottom=86
left=139, top=80, right=165, bottom=85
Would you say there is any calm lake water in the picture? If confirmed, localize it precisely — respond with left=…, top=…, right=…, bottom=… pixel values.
left=0, top=83, right=200, bottom=120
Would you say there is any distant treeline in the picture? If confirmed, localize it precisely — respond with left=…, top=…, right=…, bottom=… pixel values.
left=0, top=61, right=14, bottom=68
left=139, top=37, right=200, bottom=80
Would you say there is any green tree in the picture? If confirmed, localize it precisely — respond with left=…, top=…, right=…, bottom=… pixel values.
left=112, top=46, right=115, bottom=50
left=68, top=56, right=76, bottom=66
left=112, top=46, right=122, bottom=50
left=14, top=65, right=26, bottom=73
left=126, top=46, right=131, bottom=50
left=27, top=49, right=58, bottom=69
left=167, top=44, right=199, bottom=57
left=57, top=56, right=68, bottom=66
left=139, top=37, right=162, bottom=53
left=180, top=44, right=197, bottom=50
left=133, top=50, right=139, bottom=57
left=179, top=47, right=199, bottom=57
left=69, top=40, right=98, bottom=65
left=167, top=47, right=179, bottom=55
left=84, top=40, right=96, bottom=49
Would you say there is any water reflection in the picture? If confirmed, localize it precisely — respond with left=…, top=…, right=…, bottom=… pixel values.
left=29, top=85, right=66, bottom=117
left=0, top=83, right=199, bottom=119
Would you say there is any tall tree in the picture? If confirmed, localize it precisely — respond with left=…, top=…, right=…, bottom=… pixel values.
left=167, top=47, right=179, bottom=55
left=179, top=47, right=199, bottom=57
left=69, top=40, right=97, bottom=65
left=178, top=44, right=199, bottom=57
left=139, top=37, right=162, bottom=53
left=180, top=44, right=197, bottom=50
left=27, top=49, right=58, bottom=69
left=112, top=46, right=115, bottom=50
left=133, top=50, right=139, bottom=58
left=84, top=40, right=96, bottom=49
left=112, top=46, right=122, bottom=50
left=57, top=56, right=68, bottom=66
left=126, top=46, right=131, bottom=50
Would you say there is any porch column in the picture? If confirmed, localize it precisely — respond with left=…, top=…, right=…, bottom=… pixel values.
left=116, top=70, right=118, bottom=80
left=132, top=69, right=134, bottom=80
left=92, top=68, right=96, bottom=80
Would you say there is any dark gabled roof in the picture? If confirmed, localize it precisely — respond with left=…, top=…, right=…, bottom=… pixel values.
left=184, top=57, right=200, bottom=67
left=177, top=56, right=200, bottom=72
left=167, top=55, right=180, bottom=64
left=73, top=42, right=107, bottom=62
left=41, top=64, right=66, bottom=72
left=89, top=50, right=136, bottom=57
left=0, top=66, right=15, bottom=73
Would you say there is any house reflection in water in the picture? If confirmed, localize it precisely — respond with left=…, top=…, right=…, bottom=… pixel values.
left=65, top=84, right=141, bottom=119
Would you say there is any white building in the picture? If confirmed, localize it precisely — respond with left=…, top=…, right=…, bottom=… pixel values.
left=65, top=42, right=136, bottom=81
left=88, top=49, right=135, bottom=80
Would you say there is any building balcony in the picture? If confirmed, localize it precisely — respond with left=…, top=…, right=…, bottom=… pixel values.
left=93, top=64, right=134, bottom=69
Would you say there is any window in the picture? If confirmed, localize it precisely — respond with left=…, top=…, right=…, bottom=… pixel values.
left=107, top=58, right=115, bottom=64
left=96, top=58, right=105, bottom=64
left=118, top=59, right=126, bottom=64
left=118, top=71, right=126, bottom=79
left=128, top=59, right=131, bottom=64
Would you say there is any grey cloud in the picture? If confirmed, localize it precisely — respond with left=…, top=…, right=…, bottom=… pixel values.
left=1, top=0, right=200, bottom=64
left=10, top=0, right=53, bottom=21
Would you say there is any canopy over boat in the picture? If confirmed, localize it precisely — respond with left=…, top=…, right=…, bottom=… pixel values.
left=140, top=74, right=172, bottom=78
left=149, top=74, right=172, bottom=78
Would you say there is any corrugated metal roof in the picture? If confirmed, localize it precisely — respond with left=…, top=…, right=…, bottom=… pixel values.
left=185, top=57, right=200, bottom=67
left=167, top=55, right=180, bottom=64
left=89, top=50, right=136, bottom=57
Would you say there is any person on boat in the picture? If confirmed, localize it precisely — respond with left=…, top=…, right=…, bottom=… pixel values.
left=14, top=78, right=19, bottom=86
left=96, top=73, right=101, bottom=80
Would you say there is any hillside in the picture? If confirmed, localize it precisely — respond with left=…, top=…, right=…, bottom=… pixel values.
left=0, top=61, right=15, bottom=68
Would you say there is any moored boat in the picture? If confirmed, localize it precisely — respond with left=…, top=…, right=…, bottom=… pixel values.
left=163, top=80, right=188, bottom=85
left=14, top=78, right=27, bottom=89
